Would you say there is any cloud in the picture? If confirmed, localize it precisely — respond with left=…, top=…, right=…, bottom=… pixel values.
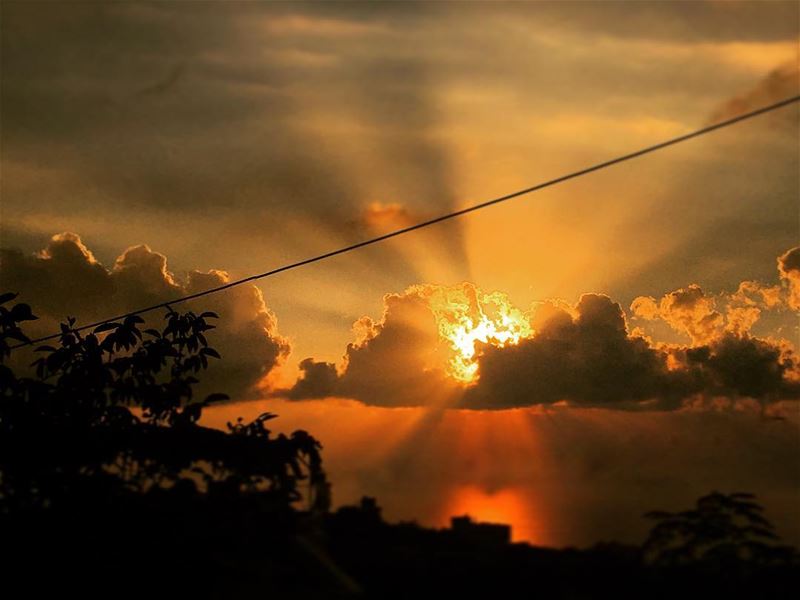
left=182, top=269, right=290, bottom=396
left=467, top=303, right=799, bottom=409
left=0, top=233, right=289, bottom=398
left=631, top=284, right=725, bottom=345
left=708, top=60, right=800, bottom=125
left=285, top=287, right=458, bottom=406
left=285, top=268, right=800, bottom=410
left=0, top=233, right=115, bottom=319
left=287, top=358, right=339, bottom=400
left=631, top=262, right=794, bottom=345
left=0, top=1, right=470, bottom=286
left=111, top=244, right=182, bottom=306
left=679, top=333, right=800, bottom=401
left=359, top=202, right=419, bottom=233
left=778, top=246, right=800, bottom=310
left=463, top=294, right=681, bottom=410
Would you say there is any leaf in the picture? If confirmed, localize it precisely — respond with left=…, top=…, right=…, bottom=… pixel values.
left=200, top=347, right=221, bottom=359
left=94, top=322, right=121, bottom=333
left=205, top=393, right=229, bottom=404
left=199, top=311, right=219, bottom=319
left=11, top=303, right=36, bottom=321
left=183, top=402, right=203, bottom=423
left=0, top=292, right=18, bottom=305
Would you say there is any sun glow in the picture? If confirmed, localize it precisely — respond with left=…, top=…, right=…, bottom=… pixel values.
left=442, top=485, right=537, bottom=543
left=426, top=284, right=532, bottom=382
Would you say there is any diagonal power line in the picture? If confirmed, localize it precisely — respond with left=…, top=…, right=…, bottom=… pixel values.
left=10, top=94, right=800, bottom=350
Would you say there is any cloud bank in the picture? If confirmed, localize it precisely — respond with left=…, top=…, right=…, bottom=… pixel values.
left=286, top=248, right=800, bottom=410
left=3, top=234, right=798, bottom=410
left=0, top=233, right=289, bottom=398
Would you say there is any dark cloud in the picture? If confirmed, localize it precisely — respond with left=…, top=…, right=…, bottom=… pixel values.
left=0, top=233, right=289, bottom=398
left=463, top=294, right=681, bottom=410
left=336, top=292, right=457, bottom=407
left=680, top=334, right=799, bottom=401
left=0, top=233, right=114, bottom=318
left=287, top=358, right=339, bottom=400
left=462, top=288, right=797, bottom=411
left=285, top=288, right=458, bottom=406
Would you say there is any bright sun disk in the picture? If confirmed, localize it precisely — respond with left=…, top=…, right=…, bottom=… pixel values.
left=426, top=284, right=532, bottom=383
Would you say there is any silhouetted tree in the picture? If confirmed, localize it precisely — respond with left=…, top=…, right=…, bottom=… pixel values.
left=0, top=292, right=329, bottom=516
left=642, top=491, right=796, bottom=567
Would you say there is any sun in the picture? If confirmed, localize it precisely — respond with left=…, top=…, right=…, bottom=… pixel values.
left=441, top=485, right=538, bottom=543
left=426, top=283, right=532, bottom=382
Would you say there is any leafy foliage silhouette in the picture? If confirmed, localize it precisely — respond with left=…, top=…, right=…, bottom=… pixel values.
left=0, top=292, right=329, bottom=516
left=642, top=491, right=796, bottom=567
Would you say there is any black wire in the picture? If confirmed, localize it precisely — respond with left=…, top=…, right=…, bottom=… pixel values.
left=10, top=94, right=800, bottom=350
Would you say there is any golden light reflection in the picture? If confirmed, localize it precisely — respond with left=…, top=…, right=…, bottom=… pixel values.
left=426, top=283, right=532, bottom=382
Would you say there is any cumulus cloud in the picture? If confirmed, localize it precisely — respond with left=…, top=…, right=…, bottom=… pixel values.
left=465, top=293, right=797, bottom=410
left=285, top=287, right=458, bottom=406
left=0, top=233, right=289, bottom=398
left=679, top=333, right=799, bottom=401
left=631, top=254, right=796, bottom=345
left=287, top=358, right=339, bottom=400
left=463, top=294, right=680, bottom=410
left=285, top=268, right=800, bottom=410
left=111, top=244, right=182, bottom=307
left=733, top=279, right=783, bottom=310
left=631, top=284, right=725, bottom=345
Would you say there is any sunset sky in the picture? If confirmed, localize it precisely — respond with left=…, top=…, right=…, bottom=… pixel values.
left=1, top=1, right=799, bottom=547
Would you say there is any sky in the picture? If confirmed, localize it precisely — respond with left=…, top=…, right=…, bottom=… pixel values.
left=1, top=1, right=799, bottom=547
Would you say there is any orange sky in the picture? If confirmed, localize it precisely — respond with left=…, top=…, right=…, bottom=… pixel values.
left=200, top=398, right=800, bottom=547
